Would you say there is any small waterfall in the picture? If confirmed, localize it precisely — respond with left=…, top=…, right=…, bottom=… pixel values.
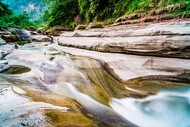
left=47, top=82, right=135, bottom=126
left=110, top=87, right=190, bottom=127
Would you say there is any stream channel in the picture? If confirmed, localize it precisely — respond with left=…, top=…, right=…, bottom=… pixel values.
left=0, top=43, right=190, bottom=127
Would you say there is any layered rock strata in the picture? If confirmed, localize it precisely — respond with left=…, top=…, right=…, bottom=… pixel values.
left=58, top=22, right=190, bottom=58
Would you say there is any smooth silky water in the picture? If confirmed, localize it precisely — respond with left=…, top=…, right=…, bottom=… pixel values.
left=111, top=87, right=190, bottom=127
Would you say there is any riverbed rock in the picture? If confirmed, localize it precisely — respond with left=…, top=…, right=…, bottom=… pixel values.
left=32, top=35, right=51, bottom=42
left=0, top=28, right=26, bottom=42
left=15, top=28, right=32, bottom=40
left=45, top=27, right=73, bottom=36
left=0, top=37, right=6, bottom=45
left=1, top=36, right=190, bottom=126
left=86, top=22, right=105, bottom=29
left=1, top=34, right=19, bottom=42
left=58, top=21, right=190, bottom=58
left=75, top=25, right=87, bottom=30
left=37, top=28, right=45, bottom=34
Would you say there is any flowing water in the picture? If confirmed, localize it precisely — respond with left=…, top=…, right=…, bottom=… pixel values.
left=1, top=43, right=190, bottom=126
left=111, top=87, right=190, bottom=127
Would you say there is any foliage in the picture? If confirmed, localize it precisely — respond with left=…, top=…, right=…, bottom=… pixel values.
left=0, top=2, right=39, bottom=29
left=17, top=40, right=31, bottom=46
left=43, top=0, right=190, bottom=28
left=2, top=0, right=189, bottom=29
left=2, top=0, right=46, bottom=21
left=43, top=0, right=78, bottom=28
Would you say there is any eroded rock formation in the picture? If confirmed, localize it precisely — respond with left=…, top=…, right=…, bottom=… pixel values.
left=58, top=22, right=190, bottom=58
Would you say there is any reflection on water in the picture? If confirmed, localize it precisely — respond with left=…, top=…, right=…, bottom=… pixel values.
left=110, top=87, right=190, bottom=127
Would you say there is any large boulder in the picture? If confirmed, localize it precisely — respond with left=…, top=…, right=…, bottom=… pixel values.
left=8, top=27, right=32, bottom=40
left=15, top=29, right=32, bottom=40
left=1, top=34, right=19, bottom=42
left=0, top=30, right=17, bottom=42
left=0, top=28, right=21, bottom=42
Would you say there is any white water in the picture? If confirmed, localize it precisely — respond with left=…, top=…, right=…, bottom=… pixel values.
left=110, top=88, right=190, bottom=127
left=47, top=82, right=134, bottom=126
left=48, top=82, right=111, bottom=110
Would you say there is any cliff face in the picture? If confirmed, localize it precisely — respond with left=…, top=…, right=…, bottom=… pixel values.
left=2, top=0, right=46, bottom=20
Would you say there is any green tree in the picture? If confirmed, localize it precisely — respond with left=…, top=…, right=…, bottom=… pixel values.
left=44, top=0, right=78, bottom=28
left=0, top=1, right=38, bottom=29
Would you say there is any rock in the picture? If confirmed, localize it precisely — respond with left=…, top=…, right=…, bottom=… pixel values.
left=1, top=34, right=18, bottom=42
left=142, top=17, right=156, bottom=22
left=0, top=30, right=18, bottom=42
left=86, top=22, right=104, bottom=29
left=148, top=3, right=155, bottom=8
left=75, top=25, right=87, bottom=30
left=15, top=29, right=32, bottom=40
left=32, top=35, right=51, bottom=42
left=45, top=27, right=73, bottom=36
left=115, top=13, right=142, bottom=23
left=127, top=14, right=141, bottom=20
left=115, top=16, right=126, bottom=23
left=0, top=28, right=32, bottom=42
left=58, top=22, right=190, bottom=59
left=2, top=31, right=190, bottom=127
left=0, top=30, right=11, bottom=35
left=7, top=27, right=31, bottom=41
left=0, top=37, right=6, bottom=45
left=37, top=28, right=45, bottom=34
left=164, top=4, right=174, bottom=12
left=0, top=64, right=9, bottom=72
left=0, top=60, right=8, bottom=64
left=52, top=27, right=65, bottom=36
left=0, top=65, right=31, bottom=74
left=159, top=14, right=177, bottom=21
left=149, top=10, right=156, bottom=16
left=30, top=31, right=39, bottom=35
left=44, top=29, right=52, bottom=35
left=40, top=59, right=63, bottom=84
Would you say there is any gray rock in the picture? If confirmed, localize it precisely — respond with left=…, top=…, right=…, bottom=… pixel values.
left=58, top=22, right=190, bottom=58
left=15, top=28, right=32, bottom=40
left=32, top=35, right=51, bottom=42
left=0, top=37, right=6, bottom=45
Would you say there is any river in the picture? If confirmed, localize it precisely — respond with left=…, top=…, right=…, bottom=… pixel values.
left=0, top=42, right=190, bottom=127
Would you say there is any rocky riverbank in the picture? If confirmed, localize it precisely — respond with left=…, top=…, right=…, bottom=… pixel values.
left=58, top=22, right=190, bottom=59
left=0, top=21, right=190, bottom=126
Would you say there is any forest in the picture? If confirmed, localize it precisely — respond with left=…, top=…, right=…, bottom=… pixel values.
left=0, top=0, right=190, bottom=29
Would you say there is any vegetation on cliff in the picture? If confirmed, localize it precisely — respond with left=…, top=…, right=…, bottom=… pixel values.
left=0, top=1, right=39, bottom=29
left=0, top=0, right=190, bottom=29
left=43, top=0, right=190, bottom=28
left=2, top=0, right=46, bottom=21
